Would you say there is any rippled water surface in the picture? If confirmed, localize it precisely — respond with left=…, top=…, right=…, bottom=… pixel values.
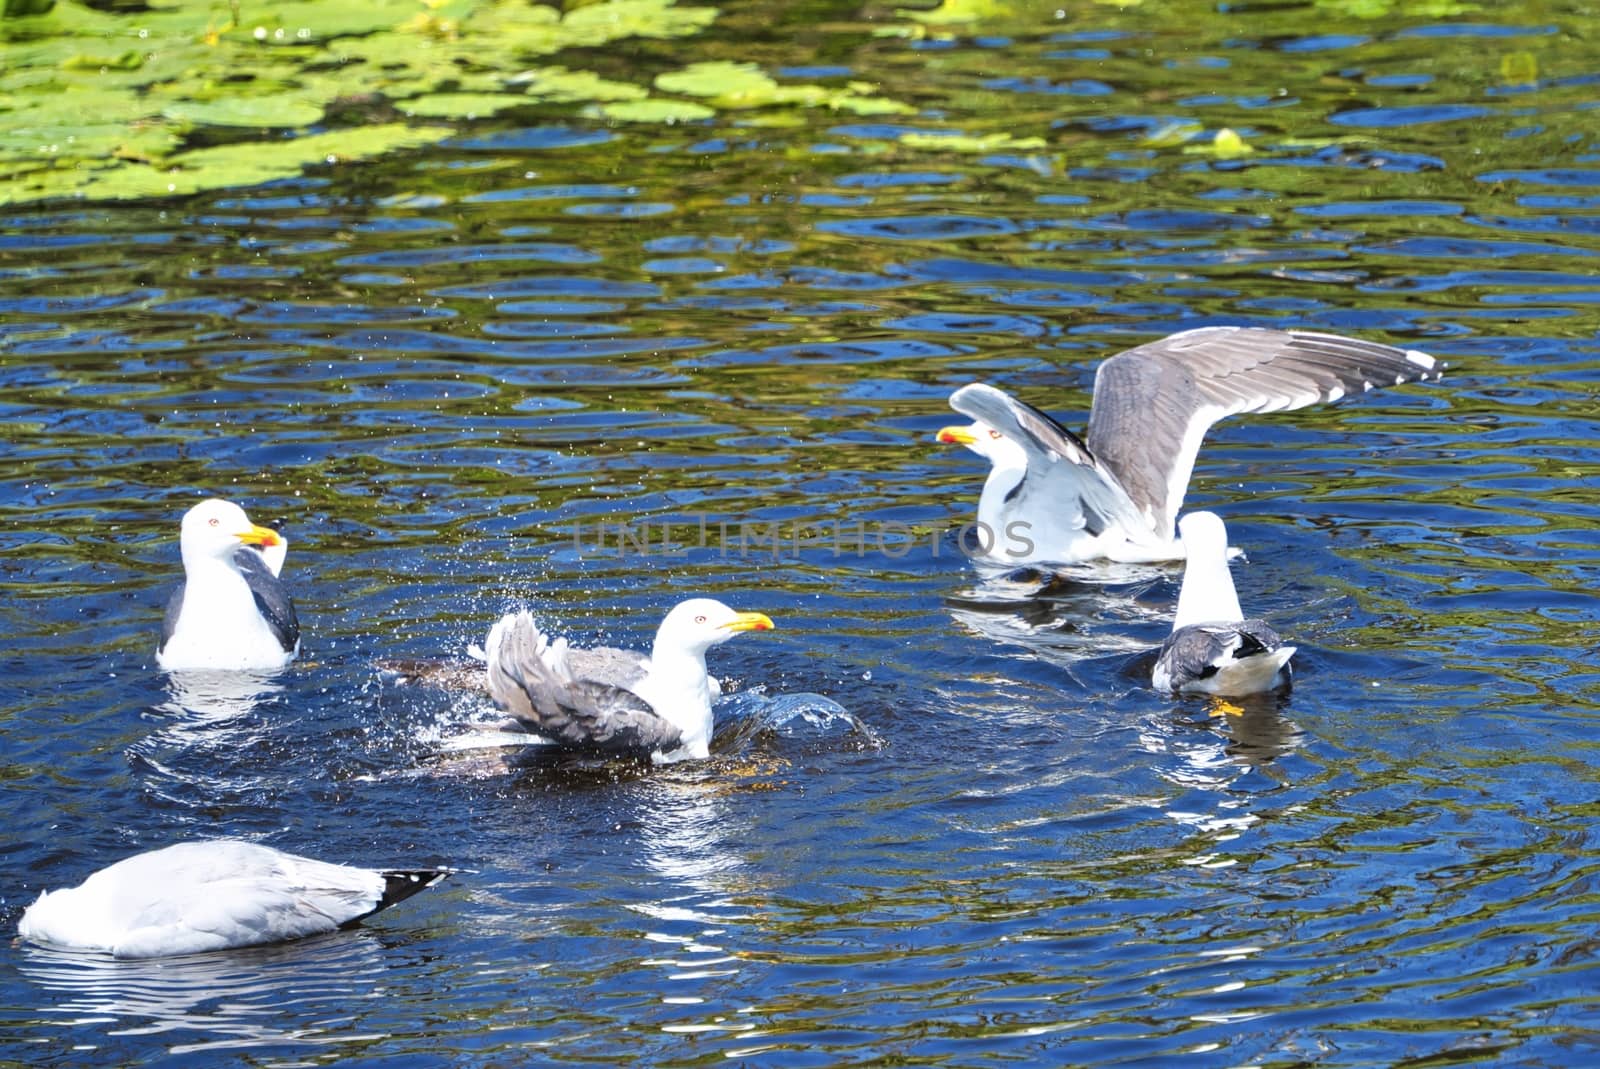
left=6, top=3, right=1600, bottom=1065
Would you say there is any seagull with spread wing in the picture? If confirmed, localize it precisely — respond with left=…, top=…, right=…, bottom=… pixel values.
left=937, top=326, right=1442, bottom=565
left=483, top=598, right=775, bottom=763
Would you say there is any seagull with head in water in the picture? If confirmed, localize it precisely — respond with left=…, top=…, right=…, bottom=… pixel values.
left=157, top=498, right=300, bottom=671
left=937, top=326, right=1443, bottom=565
left=17, top=839, right=450, bottom=959
left=483, top=598, right=775, bottom=764
left=1152, top=511, right=1295, bottom=696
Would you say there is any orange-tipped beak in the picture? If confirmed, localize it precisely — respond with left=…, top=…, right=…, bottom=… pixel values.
left=235, top=524, right=281, bottom=548
left=722, top=612, right=775, bottom=633
left=937, top=425, right=976, bottom=445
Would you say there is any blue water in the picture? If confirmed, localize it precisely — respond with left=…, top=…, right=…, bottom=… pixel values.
left=5, top=6, right=1600, bottom=1066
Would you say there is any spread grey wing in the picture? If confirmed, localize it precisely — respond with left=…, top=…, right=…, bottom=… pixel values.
left=234, top=546, right=300, bottom=654
left=1155, top=618, right=1284, bottom=690
left=949, top=382, right=1151, bottom=540
left=1087, top=326, right=1442, bottom=540
left=485, top=612, right=683, bottom=757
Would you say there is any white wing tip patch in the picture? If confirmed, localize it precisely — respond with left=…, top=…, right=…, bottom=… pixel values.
left=1404, top=349, right=1437, bottom=371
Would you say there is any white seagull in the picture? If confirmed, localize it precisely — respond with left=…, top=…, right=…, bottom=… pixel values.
left=157, top=498, right=300, bottom=671
left=17, top=840, right=449, bottom=959
left=937, top=326, right=1443, bottom=565
left=484, top=598, right=775, bottom=763
left=1152, top=511, right=1295, bottom=696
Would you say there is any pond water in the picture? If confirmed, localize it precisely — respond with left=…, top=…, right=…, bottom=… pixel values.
left=5, top=3, right=1600, bottom=1066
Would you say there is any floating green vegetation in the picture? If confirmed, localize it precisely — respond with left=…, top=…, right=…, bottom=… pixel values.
left=649, top=61, right=913, bottom=117
left=877, top=0, right=1069, bottom=40
left=895, top=0, right=1012, bottom=26
left=896, top=130, right=1046, bottom=153
left=1197, top=128, right=1254, bottom=158
left=0, top=0, right=921, bottom=206
left=1312, top=0, right=1477, bottom=16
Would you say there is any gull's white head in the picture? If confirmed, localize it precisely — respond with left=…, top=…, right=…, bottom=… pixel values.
left=653, top=598, right=775, bottom=657
left=937, top=421, right=1027, bottom=470
left=1177, top=511, right=1229, bottom=564
left=179, top=498, right=282, bottom=565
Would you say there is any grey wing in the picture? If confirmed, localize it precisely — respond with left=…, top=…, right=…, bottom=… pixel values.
left=1086, top=327, right=1443, bottom=539
left=234, top=546, right=300, bottom=654
left=1155, top=619, right=1284, bottom=689
left=159, top=584, right=185, bottom=653
left=949, top=382, right=1151, bottom=539
left=484, top=612, right=683, bottom=757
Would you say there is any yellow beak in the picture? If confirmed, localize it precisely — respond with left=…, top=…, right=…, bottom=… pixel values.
left=937, top=425, right=976, bottom=445
left=721, top=611, right=775, bottom=633
left=235, top=524, right=282, bottom=548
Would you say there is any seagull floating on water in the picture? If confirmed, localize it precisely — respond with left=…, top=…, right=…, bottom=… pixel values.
left=17, top=840, right=449, bottom=959
left=1152, top=511, right=1295, bottom=696
left=157, top=498, right=300, bottom=671
left=484, top=598, right=775, bottom=763
left=937, top=326, right=1443, bottom=565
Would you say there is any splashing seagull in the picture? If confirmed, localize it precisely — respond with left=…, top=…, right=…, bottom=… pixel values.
left=937, top=326, right=1443, bottom=565
left=483, top=598, right=775, bottom=764
left=156, top=498, right=300, bottom=671
left=1152, top=511, right=1295, bottom=696
left=17, top=841, right=450, bottom=959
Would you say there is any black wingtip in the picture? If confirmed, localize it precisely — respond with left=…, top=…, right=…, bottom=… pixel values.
left=371, top=868, right=453, bottom=916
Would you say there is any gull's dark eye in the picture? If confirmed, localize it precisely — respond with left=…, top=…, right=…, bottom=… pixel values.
left=695, top=615, right=707, bottom=624
left=988, top=429, right=1002, bottom=439
left=208, top=517, right=220, bottom=527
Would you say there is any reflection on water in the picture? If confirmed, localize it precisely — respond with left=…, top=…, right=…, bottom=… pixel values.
left=15, top=935, right=391, bottom=1056
left=1142, top=700, right=1305, bottom=790
left=633, top=780, right=746, bottom=894
left=156, top=670, right=285, bottom=730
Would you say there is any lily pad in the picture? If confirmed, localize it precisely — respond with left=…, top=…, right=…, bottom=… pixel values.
left=512, top=66, right=649, bottom=103
left=0, top=0, right=863, bottom=207
left=1212, top=128, right=1254, bottom=158
left=400, top=92, right=529, bottom=119
left=897, top=0, right=1012, bottom=25
left=830, top=94, right=917, bottom=117
left=0, top=121, right=450, bottom=205
left=560, top=0, right=718, bottom=45
left=899, top=131, right=1047, bottom=153
left=592, top=98, right=715, bottom=123
left=164, top=96, right=325, bottom=129
left=655, top=61, right=914, bottom=115
left=655, top=60, right=777, bottom=102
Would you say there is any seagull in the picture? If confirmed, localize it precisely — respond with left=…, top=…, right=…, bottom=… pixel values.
left=157, top=498, right=300, bottom=671
left=17, top=840, right=449, bottom=959
left=483, top=598, right=775, bottom=763
left=937, top=326, right=1443, bottom=565
left=1152, top=511, right=1295, bottom=696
